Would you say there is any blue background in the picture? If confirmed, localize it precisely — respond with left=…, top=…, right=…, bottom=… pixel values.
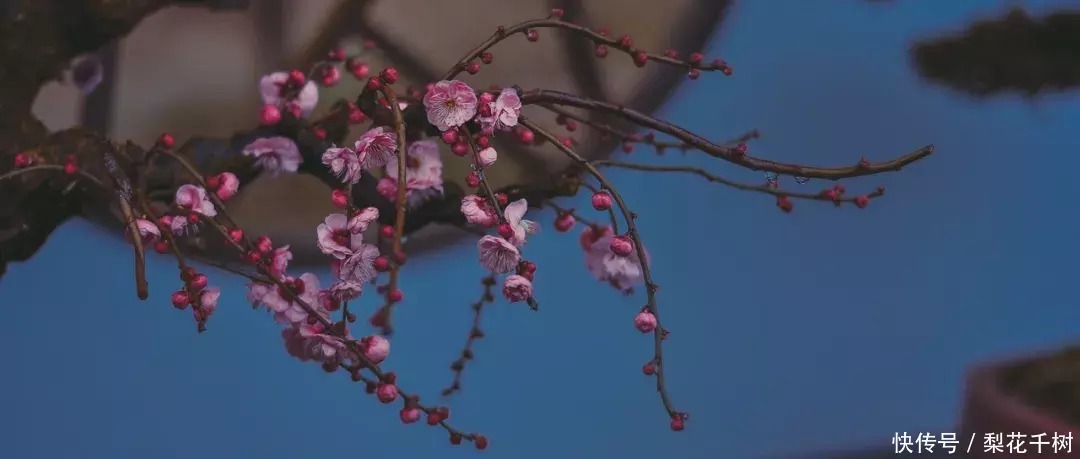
left=3, top=1, right=1079, bottom=457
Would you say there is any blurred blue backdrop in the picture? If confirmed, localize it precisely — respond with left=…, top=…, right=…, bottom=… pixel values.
left=3, top=0, right=1079, bottom=457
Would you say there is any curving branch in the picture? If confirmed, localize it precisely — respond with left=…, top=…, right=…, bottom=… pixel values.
left=522, top=89, right=935, bottom=180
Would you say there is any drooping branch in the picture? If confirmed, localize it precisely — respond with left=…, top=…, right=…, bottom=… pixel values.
left=520, top=116, right=683, bottom=423
left=442, top=274, right=496, bottom=397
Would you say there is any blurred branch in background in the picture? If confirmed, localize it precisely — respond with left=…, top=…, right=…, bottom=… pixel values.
left=911, top=7, right=1080, bottom=97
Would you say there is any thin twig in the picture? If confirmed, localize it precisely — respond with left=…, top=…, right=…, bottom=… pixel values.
left=442, top=274, right=496, bottom=397
left=544, top=104, right=759, bottom=152
left=591, top=160, right=885, bottom=203
left=543, top=200, right=598, bottom=227
left=442, top=18, right=728, bottom=81
left=523, top=89, right=935, bottom=180
left=376, top=86, right=409, bottom=336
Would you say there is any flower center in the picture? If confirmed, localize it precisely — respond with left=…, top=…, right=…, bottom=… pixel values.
left=332, top=229, right=350, bottom=246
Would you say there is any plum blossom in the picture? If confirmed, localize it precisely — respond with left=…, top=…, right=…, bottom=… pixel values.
left=461, top=195, right=498, bottom=227
left=200, top=287, right=221, bottom=316
left=258, top=273, right=324, bottom=325
left=329, top=279, right=363, bottom=301
left=282, top=326, right=312, bottom=362
left=502, top=199, right=538, bottom=247
left=376, top=140, right=444, bottom=207
left=259, top=71, right=318, bottom=117
left=243, top=136, right=302, bottom=175
left=580, top=226, right=650, bottom=293
left=477, top=147, right=497, bottom=168
left=267, top=245, right=293, bottom=279
left=321, top=145, right=366, bottom=184
left=174, top=184, right=217, bottom=217
left=502, top=275, right=533, bottom=303
left=478, top=235, right=521, bottom=274
left=171, top=184, right=216, bottom=235
left=356, top=127, right=397, bottom=170
left=361, top=335, right=390, bottom=364
left=348, top=207, right=379, bottom=233
left=634, top=310, right=657, bottom=333
left=400, top=408, right=421, bottom=424
left=316, top=214, right=364, bottom=260
left=423, top=80, right=478, bottom=131
left=298, top=322, right=347, bottom=361
left=477, top=88, right=522, bottom=133
left=338, top=243, right=380, bottom=284
left=377, top=383, right=398, bottom=403
left=214, top=172, right=239, bottom=200
left=132, top=219, right=160, bottom=245
left=246, top=282, right=272, bottom=308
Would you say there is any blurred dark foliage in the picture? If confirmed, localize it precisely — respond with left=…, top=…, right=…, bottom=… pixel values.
left=911, top=8, right=1080, bottom=97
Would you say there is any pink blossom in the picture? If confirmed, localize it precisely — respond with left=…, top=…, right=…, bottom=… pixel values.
left=243, top=136, right=302, bottom=175
left=268, top=245, right=293, bottom=279
left=246, top=282, right=272, bottom=308
left=132, top=219, right=160, bottom=245
left=348, top=207, right=379, bottom=233
left=260, top=273, right=323, bottom=325
left=502, top=275, right=533, bottom=303
left=215, top=172, right=239, bottom=200
left=259, top=71, right=318, bottom=117
left=316, top=214, right=363, bottom=260
left=355, top=126, right=397, bottom=170
left=400, top=408, right=422, bottom=424
left=339, top=243, right=380, bottom=284
left=321, top=145, right=366, bottom=184
left=169, top=216, right=192, bottom=236
left=377, top=383, right=398, bottom=403
left=477, top=88, right=521, bottom=132
left=423, top=80, right=478, bottom=131
left=581, top=226, right=650, bottom=293
left=282, top=326, right=311, bottom=361
left=503, top=199, right=538, bottom=247
left=634, top=310, right=657, bottom=333
left=377, top=140, right=444, bottom=206
left=477, top=147, right=497, bottom=168
left=174, top=184, right=217, bottom=217
left=478, top=235, right=521, bottom=274
left=361, top=334, right=391, bottom=364
left=298, top=322, right=346, bottom=361
left=200, top=287, right=221, bottom=315
left=461, top=195, right=498, bottom=227
left=609, top=235, right=634, bottom=257
left=329, top=279, right=363, bottom=301
left=376, top=178, right=397, bottom=202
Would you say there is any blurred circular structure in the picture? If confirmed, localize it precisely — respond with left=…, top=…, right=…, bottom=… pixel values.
left=32, top=0, right=732, bottom=265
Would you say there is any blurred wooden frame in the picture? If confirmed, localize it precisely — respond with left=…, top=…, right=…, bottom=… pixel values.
left=33, top=0, right=731, bottom=264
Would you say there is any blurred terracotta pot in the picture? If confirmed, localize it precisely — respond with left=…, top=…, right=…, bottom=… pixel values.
left=959, top=355, right=1078, bottom=459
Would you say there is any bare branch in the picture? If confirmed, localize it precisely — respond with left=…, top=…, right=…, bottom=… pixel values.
left=523, top=89, right=935, bottom=180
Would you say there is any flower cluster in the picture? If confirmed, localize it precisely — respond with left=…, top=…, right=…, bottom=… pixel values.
left=0, top=7, right=931, bottom=450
